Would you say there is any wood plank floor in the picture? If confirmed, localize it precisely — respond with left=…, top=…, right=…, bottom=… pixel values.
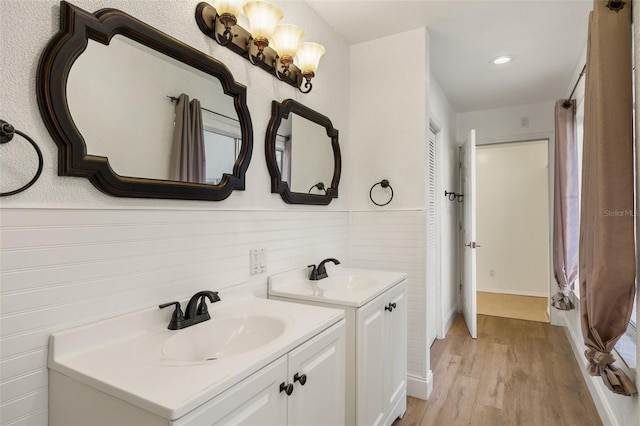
left=394, top=315, right=601, bottom=426
left=477, top=291, right=549, bottom=323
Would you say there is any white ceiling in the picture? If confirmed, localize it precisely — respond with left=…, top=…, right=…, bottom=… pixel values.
left=304, top=0, right=592, bottom=112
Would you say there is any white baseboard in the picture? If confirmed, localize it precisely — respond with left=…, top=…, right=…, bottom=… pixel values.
left=442, top=304, right=458, bottom=337
left=477, top=287, right=548, bottom=298
left=558, top=313, right=618, bottom=426
left=407, top=371, right=432, bottom=400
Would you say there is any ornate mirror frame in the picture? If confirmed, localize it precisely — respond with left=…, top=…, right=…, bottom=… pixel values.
left=265, top=99, right=341, bottom=205
left=37, top=1, right=253, bottom=201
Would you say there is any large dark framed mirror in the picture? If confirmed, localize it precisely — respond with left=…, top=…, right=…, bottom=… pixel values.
left=265, top=99, right=341, bottom=205
left=37, top=1, right=253, bottom=201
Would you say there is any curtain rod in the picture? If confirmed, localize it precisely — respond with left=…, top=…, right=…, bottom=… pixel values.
left=167, top=95, right=239, bottom=123
left=562, top=64, right=586, bottom=109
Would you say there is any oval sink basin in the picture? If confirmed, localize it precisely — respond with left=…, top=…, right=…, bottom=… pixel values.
left=315, top=275, right=379, bottom=291
left=162, top=316, right=286, bottom=362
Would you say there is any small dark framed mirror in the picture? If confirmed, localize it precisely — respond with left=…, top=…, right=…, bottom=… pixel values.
left=265, top=99, right=341, bottom=205
left=37, top=1, right=253, bottom=201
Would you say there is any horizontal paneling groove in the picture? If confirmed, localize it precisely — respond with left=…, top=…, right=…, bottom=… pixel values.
left=4, top=408, right=48, bottom=426
left=0, top=389, right=48, bottom=425
left=0, top=206, right=349, bottom=424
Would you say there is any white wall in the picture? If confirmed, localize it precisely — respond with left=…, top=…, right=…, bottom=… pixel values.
left=349, top=27, right=428, bottom=211
left=0, top=1, right=351, bottom=424
left=428, top=75, right=459, bottom=334
left=347, top=28, right=460, bottom=399
left=476, top=140, right=550, bottom=297
left=457, top=101, right=555, bottom=146
left=348, top=27, right=433, bottom=398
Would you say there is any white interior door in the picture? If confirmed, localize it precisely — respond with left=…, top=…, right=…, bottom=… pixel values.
left=461, top=129, right=478, bottom=339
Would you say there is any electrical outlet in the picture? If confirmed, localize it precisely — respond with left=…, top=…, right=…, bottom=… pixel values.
left=250, top=248, right=267, bottom=275
left=520, top=116, right=530, bottom=128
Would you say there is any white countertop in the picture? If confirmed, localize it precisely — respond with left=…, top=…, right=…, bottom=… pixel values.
left=48, top=286, right=344, bottom=420
left=268, top=266, right=407, bottom=307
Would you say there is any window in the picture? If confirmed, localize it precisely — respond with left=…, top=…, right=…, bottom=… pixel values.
left=203, top=129, right=240, bottom=185
left=614, top=49, right=637, bottom=370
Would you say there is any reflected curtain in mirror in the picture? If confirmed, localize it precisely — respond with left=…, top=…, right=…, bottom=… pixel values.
left=551, top=100, right=578, bottom=311
left=579, top=0, right=636, bottom=396
left=169, top=94, right=206, bottom=183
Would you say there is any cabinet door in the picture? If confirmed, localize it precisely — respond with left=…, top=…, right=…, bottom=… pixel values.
left=287, top=321, right=346, bottom=426
left=385, top=283, right=407, bottom=418
left=356, top=295, right=387, bottom=426
left=174, top=356, right=288, bottom=426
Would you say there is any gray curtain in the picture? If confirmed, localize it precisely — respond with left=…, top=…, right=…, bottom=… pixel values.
left=551, top=100, right=579, bottom=310
left=579, top=0, right=636, bottom=396
left=169, top=94, right=206, bottom=183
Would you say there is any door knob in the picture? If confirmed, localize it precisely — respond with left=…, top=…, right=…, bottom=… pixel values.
left=279, top=382, right=294, bottom=395
left=294, top=372, right=307, bottom=385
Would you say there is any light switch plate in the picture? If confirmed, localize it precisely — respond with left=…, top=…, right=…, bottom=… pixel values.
left=250, top=248, right=267, bottom=275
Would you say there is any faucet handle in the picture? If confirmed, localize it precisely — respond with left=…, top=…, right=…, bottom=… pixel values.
left=159, top=301, right=184, bottom=330
left=307, top=264, right=318, bottom=280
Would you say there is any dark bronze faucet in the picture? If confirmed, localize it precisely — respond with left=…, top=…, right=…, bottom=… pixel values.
left=159, top=290, right=221, bottom=330
left=308, top=258, right=341, bottom=280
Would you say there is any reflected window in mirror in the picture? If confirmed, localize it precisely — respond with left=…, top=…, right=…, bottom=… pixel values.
left=265, top=99, right=341, bottom=205
left=38, top=2, right=253, bottom=201
left=275, top=134, right=291, bottom=184
left=204, top=130, right=241, bottom=185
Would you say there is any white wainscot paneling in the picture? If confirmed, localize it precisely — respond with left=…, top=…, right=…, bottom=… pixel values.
left=0, top=208, right=348, bottom=425
left=349, top=210, right=428, bottom=389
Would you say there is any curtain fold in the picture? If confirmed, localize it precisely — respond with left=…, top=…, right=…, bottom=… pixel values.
left=579, top=0, right=636, bottom=396
left=552, top=100, right=579, bottom=310
left=169, top=94, right=206, bottom=183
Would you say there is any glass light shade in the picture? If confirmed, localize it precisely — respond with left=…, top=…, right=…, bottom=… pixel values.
left=272, top=24, right=304, bottom=58
left=214, top=0, right=245, bottom=17
left=295, top=42, right=326, bottom=73
left=242, top=1, right=283, bottom=40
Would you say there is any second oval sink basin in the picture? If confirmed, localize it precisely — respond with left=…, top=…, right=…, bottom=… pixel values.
left=315, top=275, right=380, bottom=291
left=162, top=316, right=286, bottom=362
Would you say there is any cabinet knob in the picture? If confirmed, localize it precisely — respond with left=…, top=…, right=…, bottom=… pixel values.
left=385, top=302, right=396, bottom=312
left=279, top=382, right=294, bottom=395
left=294, top=372, right=307, bottom=386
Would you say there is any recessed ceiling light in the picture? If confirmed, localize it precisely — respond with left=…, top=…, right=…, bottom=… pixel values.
left=491, top=55, right=514, bottom=65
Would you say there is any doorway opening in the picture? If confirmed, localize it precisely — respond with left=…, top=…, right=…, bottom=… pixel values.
left=475, top=139, right=550, bottom=323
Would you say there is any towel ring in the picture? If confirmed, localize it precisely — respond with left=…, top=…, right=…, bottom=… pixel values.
left=1, top=120, right=44, bottom=197
left=370, top=179, right=394, bottom=206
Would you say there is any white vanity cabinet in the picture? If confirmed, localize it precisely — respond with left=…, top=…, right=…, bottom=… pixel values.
left=357, top=282, right=407, bottom=426
left=48, top=296, right=346, bottom=426
left=268, top=269, right=407, bottom=426
left=176, top=320, right=345, bottom=426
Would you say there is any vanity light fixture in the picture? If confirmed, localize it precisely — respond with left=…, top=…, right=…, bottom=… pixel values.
left=242, top=1, right=283, bottom=64
left=295, top=42, right=326, bottom=93
left=272, top=24, right=304, bottom=78
left=491, top=54, right=514, bottom=65
left=211, top=0, right=245, bottom=45
left=195, top=1, right=325, bottom=93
